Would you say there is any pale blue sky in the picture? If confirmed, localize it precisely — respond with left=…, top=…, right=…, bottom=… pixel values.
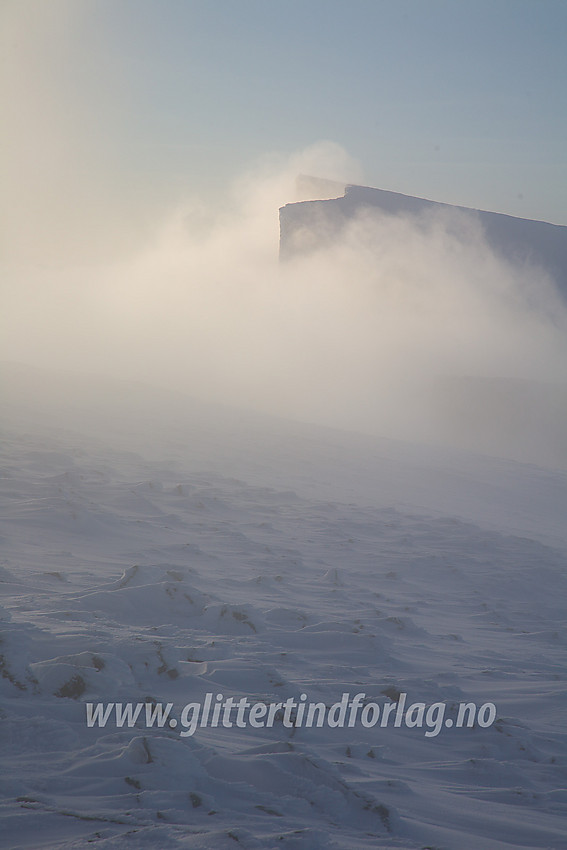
left=72, top=0, right=567, bottom=221
left=2, top=0, right=567, bottom=264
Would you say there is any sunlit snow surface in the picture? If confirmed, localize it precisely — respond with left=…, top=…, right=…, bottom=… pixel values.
left=2, top=367, right=567, bottom=849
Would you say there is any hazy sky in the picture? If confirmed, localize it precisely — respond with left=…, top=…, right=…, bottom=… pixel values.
left=2, top=0, right=566, bottom=263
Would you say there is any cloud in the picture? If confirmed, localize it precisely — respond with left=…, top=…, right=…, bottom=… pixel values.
left=2, top=143, right=567, bottom=457
left=0, top=0, right=564, bottom=465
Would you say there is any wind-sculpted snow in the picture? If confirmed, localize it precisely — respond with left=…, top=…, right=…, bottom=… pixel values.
left=2, top=404, right=567, bottom=849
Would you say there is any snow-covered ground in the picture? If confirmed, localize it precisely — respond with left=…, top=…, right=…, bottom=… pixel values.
left=2, top=364, right=567, bottom=849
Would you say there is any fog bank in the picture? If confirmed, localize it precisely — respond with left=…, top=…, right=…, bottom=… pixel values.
left=2, top=143, right=567, bottom=467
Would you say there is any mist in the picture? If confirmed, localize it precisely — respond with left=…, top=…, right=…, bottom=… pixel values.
left=3, top=143, right=567, bottom=465
left=2, top=0, right=567, bottom=467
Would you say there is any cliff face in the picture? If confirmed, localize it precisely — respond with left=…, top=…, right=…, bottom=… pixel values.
left=279, top=184, right=567, bottom=298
